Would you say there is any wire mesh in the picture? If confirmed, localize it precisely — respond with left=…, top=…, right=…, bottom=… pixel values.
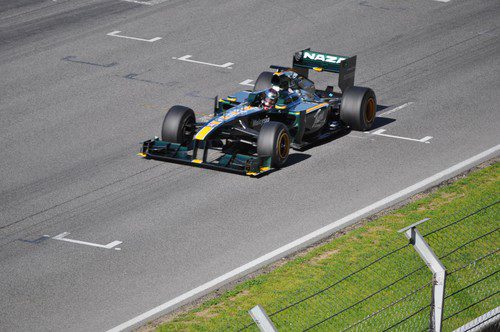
left=230, top=200, right=499, bottom=331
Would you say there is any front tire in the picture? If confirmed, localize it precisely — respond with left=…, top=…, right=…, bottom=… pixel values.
left=161, top=105, right=196, bottom=143
left=257, top=122, right=290, bottom=168
left=340, top=86, right=377, bottom=131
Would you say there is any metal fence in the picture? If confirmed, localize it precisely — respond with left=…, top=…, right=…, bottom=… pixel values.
left=238, top=200, right=499, bottom=332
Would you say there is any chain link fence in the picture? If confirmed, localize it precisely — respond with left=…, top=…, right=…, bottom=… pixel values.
left=234, top=200, right=499, bottom=331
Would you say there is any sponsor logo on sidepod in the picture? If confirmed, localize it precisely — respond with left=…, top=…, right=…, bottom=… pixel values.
left=251, top=117, right=270, bottom=127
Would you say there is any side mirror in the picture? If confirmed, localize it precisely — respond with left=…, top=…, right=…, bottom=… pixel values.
left=214, top=95, right=221, bottom=115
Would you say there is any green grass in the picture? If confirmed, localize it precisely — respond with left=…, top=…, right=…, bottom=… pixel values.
left=156, top=163, right=499, bottom=332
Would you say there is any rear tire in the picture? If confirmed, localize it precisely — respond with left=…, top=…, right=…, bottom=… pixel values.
left=253, top=71, right=274, bottom=91
left=161, top=105, right=196, bottom=143
left=257, top=122, right=290, bottom=168
left=340, top=86, right=377, bottom=131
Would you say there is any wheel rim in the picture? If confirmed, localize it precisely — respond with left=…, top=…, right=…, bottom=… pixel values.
left=277, top=131, right=290, bottom=159
left=365, top=98, right=376, bottom=124
left=182, top=117, right=195, bottom=140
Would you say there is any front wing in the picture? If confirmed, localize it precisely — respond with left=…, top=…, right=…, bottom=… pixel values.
left=139, top=138, right=272, bottom=177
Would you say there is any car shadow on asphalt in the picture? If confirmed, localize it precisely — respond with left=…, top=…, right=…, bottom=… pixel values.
left=371, top=104, right=396, bottom=130
left=286, top=153, right=312, bottom=167
left=370, top=116, right=396, bottom=130
left=295, top=129, right=351, bottom=152
left=377, top=104, right=389, bottom=113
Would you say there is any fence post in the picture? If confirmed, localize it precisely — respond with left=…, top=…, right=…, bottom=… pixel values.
left=249, top=305, right=277, bottom=332
left=399, top=219, right=446, bottom=332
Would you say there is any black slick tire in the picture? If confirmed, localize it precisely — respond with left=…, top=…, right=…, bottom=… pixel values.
left=161, top=105, right=196, bottom=143
left=253, top=71, right=274, bottom=91
left=257, top=122, right=290, bottom=168
left=340, top=86, right=377, bottom=131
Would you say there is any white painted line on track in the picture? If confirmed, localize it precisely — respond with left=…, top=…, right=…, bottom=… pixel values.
left=349, top=134, right=374, bottom=141
left=121, top=0, right=170, bottom=5
left=381, top=102, right=414, bottom=116
left=433, top=0, right=451, bottom=2
left=107, top=31, right=161, bottom=43
left=369, top=129, right=433, bottom=144
left=121, top=0, right=153, bottom=5
left=172, top=55, right=234, bottom=69
left=52, top=232, right=122, bottom=250
left=239, top=79, right=255, bottom=87
left=106, top=144, right=500, bottom=332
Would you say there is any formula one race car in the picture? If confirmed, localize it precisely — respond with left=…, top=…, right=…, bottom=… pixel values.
left=140, top=49, right=377, bottom=176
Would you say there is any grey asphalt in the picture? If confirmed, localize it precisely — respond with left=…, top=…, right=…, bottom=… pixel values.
left=0, top=0, right=499, bottom=331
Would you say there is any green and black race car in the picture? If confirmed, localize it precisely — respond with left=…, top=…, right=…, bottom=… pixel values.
left=140, top=49, right=377, bottom=176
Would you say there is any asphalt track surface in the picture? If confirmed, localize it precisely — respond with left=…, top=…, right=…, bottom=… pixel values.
left=0, top=0, right=499, bottom=331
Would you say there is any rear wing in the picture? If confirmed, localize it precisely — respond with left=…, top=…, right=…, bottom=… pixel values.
left=292, top=48, right=356, bottom=92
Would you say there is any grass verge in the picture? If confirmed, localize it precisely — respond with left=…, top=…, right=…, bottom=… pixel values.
left=149, top=161, right=499, bottom=331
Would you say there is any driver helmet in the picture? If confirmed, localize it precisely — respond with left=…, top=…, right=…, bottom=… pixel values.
left=263, top=88, right=278, bottom=110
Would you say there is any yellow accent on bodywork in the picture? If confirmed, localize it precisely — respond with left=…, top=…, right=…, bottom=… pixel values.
left=247, top=167, right=271, bottom=176
left=227, top=97, right=237, bottom=102
left=137, top=152, right=147, bottom=157
left=306, top=103, right=329, bottom=114
left=313, top=67, right=323, bottom=72
left=194, top=126, right=213, bottom=140
left=275, top=105, right=287, bottom=110
left=192, top=159, right=203, bottom=164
